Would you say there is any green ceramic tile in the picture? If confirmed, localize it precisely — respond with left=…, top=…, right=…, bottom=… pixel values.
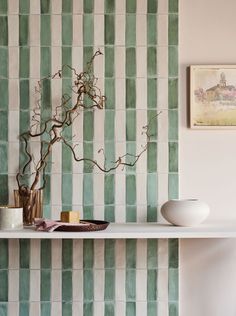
left=19, top=0, right=29, bottom=13
left=126, top=110, right=136, bottom=141
left=0, top=304, right=7, bottom=316
left=148, top=109, right=157, bottom=141
left=41, top=78, right=51, bottom=109
left=20, top=80, right=29, bottom=110
left=126, top=0, right=136, bottom=13
left=105, top=15, right=115, bottom=45
left=125, top=142, right=136, bottom=173
left=0, top=175, right=8, bottom=205
left=40, top=270, right=51, bottom=301
left=83, top=174, right=93, bottom=205
left=105, top=205, right=115, bottom=222
left=41, top=47, right=51, bottom=77
left=62, top=270, right=72, bottom=301
left=41, top=302, right=51, bottom=316
left=104, top=141, right=115, bottom=170
left=62, top=144, right=72, bottom=173
left=0, top=17, right=8, bottom=46
left=83, top=269, right=94, bottom=300
left=43, top=176, right=51, bottom=204
left=169, top=110, right=178, bottom=141
left=105, top=0, right=115, bottom=13
left=0, top=144, right=8, bottom=174
left=147, top=302, right=157, bottom=316
left=83, top=239, right=94, bottom=268
left=20, top=239, right=30, bottom=268
left=126, top=79, right=136, bottom=109
left=83, top=111, right=94, bottom=141
left=147, top=239, right=157, bottom=269
left=147, top=269, right=157, bottom=300
left=0, top=79, right=8, bottom=110
left=169, top=142, right=178, bottom=172
left=42, top=204, right=50, bottom=219
left=62, top=174, right=72, bottom=206
left=83, top=0, right=93, bottom=13
left=62, top=239, right=73, bottom=269
left=147, top=142, right=157, bottom=173
left=104, top=174, right=115, bottom=204
left=83, top=46, right=93, bottom=69
left=0, top=271, right=8, bottom=302
left=0, top=0, right=7, bottom=14
left=105, top=47, right=114, bottom=78
left=83, top=302, right=93, bottom=316
left=126, top=205, right=136, bottom=222
left=168, top=46, right=178, bottom=77
left=168, top=268, right=179, bottom=301
left=147, top=205, right=157, bottom=222
left=0, top=47, right=8, bottom=78
left=169, top=302, right=179, bottom=316
left=62, top=15, right=72, bottom=46
left=83, top=143, right=93, bottom=173
left=169, top=14, right=178, bottom=45
left=0, top=240, right=8, bottom=269
left=19, top=111, right=30, bottom=135
left=19, top=269, right=30, bottom=301
left=41, top=15, right=51, bottom=46
left=169, top=239, right=179, bottom=268
left=147, top=78, right=157, bottom=109
left=20, top=47, right=29, bottom=78
left=105, top=78, right=115, bottom=109
left=147, top=173, right=157, bottom=206
left=105, top=303, right=114, bottom=316
left=19, top=15, right=29, bottom=46
left=147, top=15, right=157, bottom=45
left=169, top=0, right=178, bottom=13
left=169, top=78, right=178, bottom=109
left=126, top=47, right=136, bottom=77
left=126, top=15, right=136, bottom=46
left=62, top=0, right=72, bottom=13
left=168, top=173, right=179, bottom=199
left=105, top=240, right=115, bottom=268
left=41, top=0, right=51, bottom=14
left=83, top=14, right=94, bottom=46
left=126, top=174, right=136, bottom=205
left=147, top=0, right=157, bottom=13
left=105, top=110, right=115, bottom=141
left=62, top=49, right=72, bottom=77
left=104, top=269, right=115, bottom=300
left=83, top=205, right=93, bottom=219
left=126, top=270, right=136, bottom=300
left=62, top=303, right=72, bottom=316
left=19, top=303, right=29, bottom=316
left=126, top=239, right=136, bottom=268
left=41, top=240, right=51, bottom=269
left=126, top=302, right=136, bottom=316
left=147, top=46, right=157, bottom=76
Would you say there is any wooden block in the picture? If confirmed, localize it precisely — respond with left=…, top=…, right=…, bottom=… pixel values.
left=60, top=211, right=80, bottom=223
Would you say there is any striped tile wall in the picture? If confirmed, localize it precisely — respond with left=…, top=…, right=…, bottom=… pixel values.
left=0, top=0, right=178, bottom=315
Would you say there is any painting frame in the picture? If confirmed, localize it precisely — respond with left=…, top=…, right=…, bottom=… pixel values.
left=190, top=65, right=236, bottom=129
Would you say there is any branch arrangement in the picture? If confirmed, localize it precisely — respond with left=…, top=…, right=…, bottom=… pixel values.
left=16, top=50, right=158, bottom=194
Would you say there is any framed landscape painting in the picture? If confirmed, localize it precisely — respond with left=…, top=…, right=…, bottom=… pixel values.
left=190, top=65, right=236, bottom=128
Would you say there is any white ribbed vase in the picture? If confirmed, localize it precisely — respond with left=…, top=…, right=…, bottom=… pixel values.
left=161, top=199, right=210, bottom=227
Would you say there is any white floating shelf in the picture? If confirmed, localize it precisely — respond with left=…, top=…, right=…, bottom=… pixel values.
left=0, top=221, right=236, bottom=239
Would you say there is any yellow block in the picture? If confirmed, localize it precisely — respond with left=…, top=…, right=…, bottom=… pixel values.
left=60, top=211, right=80, bottom=223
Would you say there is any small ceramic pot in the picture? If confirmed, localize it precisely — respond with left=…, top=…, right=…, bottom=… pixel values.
left=161, top=199, right=210, bottom=227
left=0, top=206, right=23, bottom=230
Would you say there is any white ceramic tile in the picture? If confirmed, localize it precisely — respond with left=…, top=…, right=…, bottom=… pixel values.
left=93, top=205, right=104, bottom=219
left=30, top=47, right=40, bottom=78
left=136, top=0, right=147, bottom=13
left=8, top=270, right=19, bottom=301
left=73, top=240, right=83, bottom=269
left=158, top=173, right=169, bottom=206
left=136, top=173, right=147, bottom=206
left=158, top=0, right=169, bottom=14
left=29, top=303, right=40, bottom=316
left=30, top=239, right=41, bottom=269
left=136, top=109, right=147, bottom=142
left=30, top=0, right=40, bottom=14
left=51, top=141, right=62, bottom=174
left=8, top=80, right=19, bottom=110
left=136, top=47, right=147, bottom=79
left=158, top=109, right=168, bottom=142
left=51, top=270, right=62, bottom=301
left=8, top=111, right=19, bottom=142
left=51, top=205, right=61, bottom=220
left=8, top=142, right=19, bottom=175
left=8, top=303, right=19, bottom=316
left=158, top=301, right=169, bottom=316
left=158, top=239, right=168, bottom=268
left=136, top=205, right=147, bottom=222
left=30, top=270, right=40, bottom=301
left=136, top=78, right=147, bottom=110
left=51, top=302, right=62, bottom=316
left=115, top=78, right=126, bottom=110
left=136, top=239, right=147, bottom=269
left=158, top=15, right=168, bottom=46
left=115, top=240, right=125, bottom=268
left=73, top=0, right=83, bottom=14
left=72, top=302, right=83, bottom=316
left=93, top=173, right=104, bottom=206
left=51, top=174, right=62, bottom=207
left=115, top=0, right=125, bottom=14
left=8, top=239, right=19, bottom=269
left=72, top=173, right=83, bottom=206
left=114, top=142, right=127, bottom=174
left=93, top=302, right=104, bottom=316
left=94, top=270, right=105, bottom=301
left=136, top=302, right=147, bottom=316
left=115, top=204, right=126, bottom=223
left=93, top=141, right=107, bottom=170
left=8, top=0, right=19, bottom=14
left=115, top=15, right=125, bottom=45
left=72, top=270, right=83, bottom=301
left=158, top=142, right=168, bottom=173
left=114, top=173, right=126, bottom=205
left=94, top=108, right=105, bottom=143
left=73, top=15, right=83, bottom=46
left=94, top=15, right=104, bottom=47
left=8, top=47, right=19, bottom=78
left=135, top=145, right=147, bottom=174
left=158, top=46, right=168, bottom=78
left=115, top=269, right=126, bottom=301
left=115, top=47, right=125, bottom=78
left=51, top=239, right=62, bottom=269
left=94, top=0, right=104, bottom=13
left=158, top=268, right=169, bottom=300
left=136, top=15, right=146, bottom=46
left=94, top=240, right=105, bottom=269
left=115, top=302, right=126, bottom=316
left=115, top=110, right=126, bottom=142
left=8, top=15, right=19, bottom=46
left=8, top=176, right=18, bottom=204
left=29, top=15, right=40, bottom=46
left=157, top=78, right=168, bottom=109
left=51, top=0, right=62, bottom=14
left=51, top=15, right=62, bottom=46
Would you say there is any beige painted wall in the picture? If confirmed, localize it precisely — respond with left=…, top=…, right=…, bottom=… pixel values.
left=179, top=0, right=236, bottom=315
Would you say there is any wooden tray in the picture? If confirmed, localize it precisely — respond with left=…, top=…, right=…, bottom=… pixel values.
left=54, top=220, right=110, bottom=232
